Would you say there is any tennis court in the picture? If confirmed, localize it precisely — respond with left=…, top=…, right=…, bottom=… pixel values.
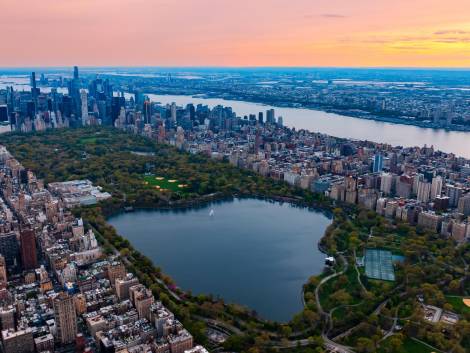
left=364, top=249, right=395, bottom=281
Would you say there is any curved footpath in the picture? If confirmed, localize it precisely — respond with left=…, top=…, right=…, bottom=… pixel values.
left=312, top=253, right=355, bottom=352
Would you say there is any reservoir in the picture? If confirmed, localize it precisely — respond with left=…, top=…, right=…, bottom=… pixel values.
left=108, top=198, right=331, bottom=322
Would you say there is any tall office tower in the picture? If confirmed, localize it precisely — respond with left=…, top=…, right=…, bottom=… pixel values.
left=80, top=90, right=88, bottom=125
left=457, top=194, right=470, bottom=216
left=68, top=66, right=81, bottom=118
left=266, top=109, right=275, bottom=124
left=417, top=181, right=432, bottom=203
left=277, top=116, right=283, bottom=126
left=430, top=176, right=443, bottom=200
left=143, top=101, right=151, bottom=124
left=53, top=292, right=78, bottom=345
left=373, top=154, right=384, bottom=173
left=171, top=102, right=177, bottom=122
left=187, top=103, right=195, bottom=120
left=0, top=232, right=19, bottom=269
left=258, top=112, right=264, bottom=124
left=0, top=105, right=8, bottom=123
left=0, top=255, right=7, bottom=287
left=111, top=96, right=125, bottom=125
left=30, top=72, right=37, bottom=89
left=30, top=72, right=38, bottom=115
left=446, top=184, right=463, bottom=208
left=134, top=90, right=144, bottom=111
left=20, top=229, right=37, bottom=271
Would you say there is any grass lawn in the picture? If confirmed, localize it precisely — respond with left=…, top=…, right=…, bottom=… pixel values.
left=143, top=175, right=189, bottom=193
left=79, top=137, right=99, bottom=144
left=445, top=295, right=470, bottom=315
left=379, top=337, right=435, bottom=353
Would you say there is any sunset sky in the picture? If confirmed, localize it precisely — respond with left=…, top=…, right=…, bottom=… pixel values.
left=2, top=0, right=470, bottom=67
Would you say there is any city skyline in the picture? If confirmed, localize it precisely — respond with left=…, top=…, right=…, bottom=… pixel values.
left=2, top=0, right=470, bottom=67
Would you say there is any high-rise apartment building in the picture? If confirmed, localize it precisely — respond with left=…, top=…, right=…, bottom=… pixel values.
left=2, top=328, right=34, bottom=353
left=380, top=173, right=393, bottom=195
left=20, top=229, right=37, bottom=271
left=0, top=232, right=19, bottom=269
left=53, top=292, right=78, bottom=345
left=80, top=90, right=88, bottom=125
left=0, top=255, right=7, bottom=287
left=457, top=194, right=470, bottom=216
left=430, top=176, right=443, bottom=200
left=417, top=181, right=432, bottom=203
left=446, top=184, right=464, bottom=208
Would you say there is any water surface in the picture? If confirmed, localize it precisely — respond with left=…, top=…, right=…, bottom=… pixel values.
left=145, top=93, right=470, bottom=158
left=109, top=198, right=331, bottom=321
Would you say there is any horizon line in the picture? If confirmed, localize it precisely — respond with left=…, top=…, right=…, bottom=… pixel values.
left=1, top=65, right=470, bottom=71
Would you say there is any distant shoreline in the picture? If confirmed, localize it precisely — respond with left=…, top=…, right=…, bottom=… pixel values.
left=142, top=88, right=470, bottom=133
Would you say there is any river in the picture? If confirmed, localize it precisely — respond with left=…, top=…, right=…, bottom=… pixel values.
left=143, top=93, right=470, bottom=159
left=108, top=198, right=331, bottom=322
left=2, top=75, right=470, bottom=158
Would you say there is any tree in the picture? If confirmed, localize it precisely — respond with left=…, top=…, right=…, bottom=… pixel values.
left=356, top=337, right=375, bottom=353
left=449, top=279, right=461, bottom=294
left=383, top=334, right=403, bottom=353
left=331, top=289, right=352, bottom=305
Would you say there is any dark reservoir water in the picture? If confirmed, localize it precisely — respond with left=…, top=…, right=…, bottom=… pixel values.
left=108, top=198, right=331, bottom=322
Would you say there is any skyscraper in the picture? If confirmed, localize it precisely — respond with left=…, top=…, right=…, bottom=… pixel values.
left=30, top=72, right=36, bottom=89
left=30, top=72, right=38, bottom=115
left=111, top=96, right=125, bottom=125
left=80, top=90, right=88, bottom=126
left=373, top=154, right=384, bottom=173
left=266, top=109, right=275, bottom=124
left=0, top=105, right=9, bottom=123
left=171, top=102, right=177, bottom=122
left=68, top=66, right=81, bottom=119
left=143, top=101, right=151, bottom=124
left=53, top=292, right=77, bottom=345
left=20, top=229, right=37, bottom=271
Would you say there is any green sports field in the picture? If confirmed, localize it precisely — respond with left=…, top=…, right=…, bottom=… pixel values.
left=143, top=175, right=188, bottom=193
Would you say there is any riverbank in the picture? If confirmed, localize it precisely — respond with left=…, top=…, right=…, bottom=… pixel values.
left=142, top=88, right=470, bottom=133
